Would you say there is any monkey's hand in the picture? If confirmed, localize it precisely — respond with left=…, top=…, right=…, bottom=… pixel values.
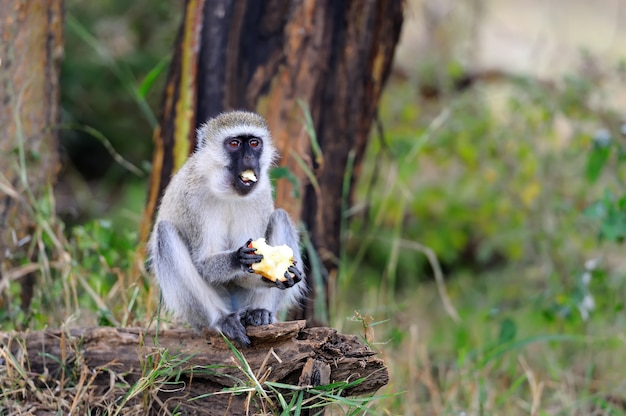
left=274, top=264, right=303, bottom=290
left=238, top=239, right=263, bottom=272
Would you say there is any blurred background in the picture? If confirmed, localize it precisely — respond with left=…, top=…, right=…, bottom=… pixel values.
left=11, top=0, right=626, bottom=413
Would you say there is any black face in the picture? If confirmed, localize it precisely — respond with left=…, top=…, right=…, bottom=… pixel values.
left=224, top=135, right=263, bottom=196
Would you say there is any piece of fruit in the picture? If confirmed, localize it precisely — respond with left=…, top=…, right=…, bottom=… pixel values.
left=248, top=238, right=294, bottom=282
left=240, top=169, right=257, bottom=183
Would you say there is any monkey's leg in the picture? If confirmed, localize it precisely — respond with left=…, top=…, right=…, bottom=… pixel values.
left=154, top=221, right=237, bottom=332
left=265, top=209, right=302, bottom=263
left=265, top=209, right=304, bottom=287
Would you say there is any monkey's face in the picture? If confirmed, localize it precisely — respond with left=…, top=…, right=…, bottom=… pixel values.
left=194, top=111, right=277, bottom=199
left=225, top=135, right=263, bottom=196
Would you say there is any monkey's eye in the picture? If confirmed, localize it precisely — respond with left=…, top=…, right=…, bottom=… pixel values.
left=228, top=139, right=241, bottom=148
left=249, top=138, right=261, bottom=148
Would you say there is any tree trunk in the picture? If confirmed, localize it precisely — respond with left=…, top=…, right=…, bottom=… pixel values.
left=141, top=0, right=404, bottom=324
left=0, top=0, right=63, bottom=312
left=1, top=322, right=388, bottom=415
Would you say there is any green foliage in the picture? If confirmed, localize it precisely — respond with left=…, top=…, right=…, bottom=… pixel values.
left=585, top=130, right=612, bottom=183
left=60, top=0, right=179, bottom=222
left=0, top=216, right=148, bottom=331
left=270, top=166, right=301, bottom=199
left=346, top=68, right=625, bottom=289
left=334, top=60, right=626, bottom=414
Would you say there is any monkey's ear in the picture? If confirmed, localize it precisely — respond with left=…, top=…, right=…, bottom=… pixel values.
left=195, top=124, right=210, bottom=149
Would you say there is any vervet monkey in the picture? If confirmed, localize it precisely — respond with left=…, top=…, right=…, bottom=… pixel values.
left=148, top=111, right=305, bottom=346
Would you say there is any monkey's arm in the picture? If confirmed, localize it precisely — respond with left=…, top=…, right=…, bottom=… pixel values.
left=192, top=242, right=263, bottom=284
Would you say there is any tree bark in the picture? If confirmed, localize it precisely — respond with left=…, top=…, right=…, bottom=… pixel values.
left=141, top=0, right=404, bottom=324
left=142, top=0, right=403, bottom=322
left=1, top=321, right=388, bottom=415
left=0, top=1, right=63, bottom=311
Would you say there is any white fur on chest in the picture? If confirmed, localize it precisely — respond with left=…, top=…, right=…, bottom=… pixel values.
left=200, top=198, right=270, bottom=254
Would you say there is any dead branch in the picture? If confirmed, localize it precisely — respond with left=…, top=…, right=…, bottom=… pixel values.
left=0, top=321, right=388, bottom=415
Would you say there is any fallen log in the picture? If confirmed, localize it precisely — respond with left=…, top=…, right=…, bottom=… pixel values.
left=0, top=321, right=388, bottom=415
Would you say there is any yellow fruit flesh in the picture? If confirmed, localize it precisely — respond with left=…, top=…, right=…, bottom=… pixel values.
left=240, top=169, right=257, bottom=182
left=249, top=238, right=294, bottom=282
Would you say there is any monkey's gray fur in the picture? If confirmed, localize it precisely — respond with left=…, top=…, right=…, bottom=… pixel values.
left=148, top=111, right=305, bottom=346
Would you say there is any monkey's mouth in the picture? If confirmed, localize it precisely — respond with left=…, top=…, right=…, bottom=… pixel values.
left=239, top=169, right=258, bottom=186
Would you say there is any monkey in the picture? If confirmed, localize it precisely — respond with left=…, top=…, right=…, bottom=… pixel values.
left=147, top=111, right=305, bottom=346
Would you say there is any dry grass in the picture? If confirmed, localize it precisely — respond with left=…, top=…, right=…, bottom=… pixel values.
left=0, top=333, right=131, bottom=415
left=332, top=268, right=626, bottom=416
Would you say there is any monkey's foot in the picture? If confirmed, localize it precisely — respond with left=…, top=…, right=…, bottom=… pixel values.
left=219, top=312, right=250, bottom=347
left=242, top=309, right=273, bottom=326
